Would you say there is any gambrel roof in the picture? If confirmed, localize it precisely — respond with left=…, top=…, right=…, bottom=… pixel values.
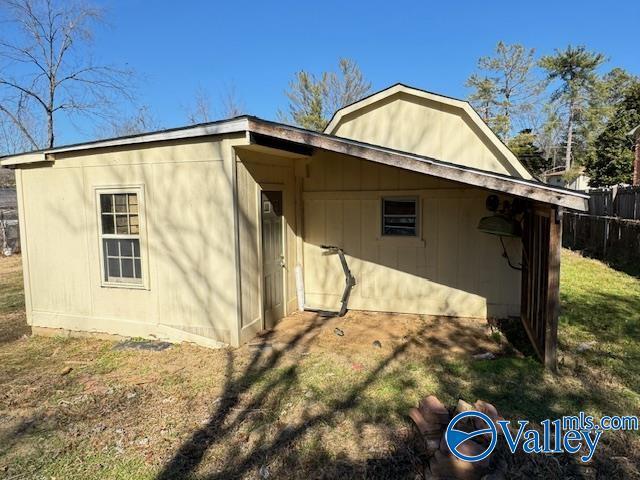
left=325, top=83, right=533, bottom=180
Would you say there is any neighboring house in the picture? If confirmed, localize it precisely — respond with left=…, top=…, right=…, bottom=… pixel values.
left=543, top=167, right=591, bottom=191
left=0, top=84, right=587, bottom=367
left=0, top=187, right=19, bottom=254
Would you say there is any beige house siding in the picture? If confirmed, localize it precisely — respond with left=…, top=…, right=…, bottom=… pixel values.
left=301, top=151, right=522, bottom=318
left=328, top=89, right=532, bottom=180
left=10, top=121, right=530, bottom=347
left=17, top=135, right=247, bottom=347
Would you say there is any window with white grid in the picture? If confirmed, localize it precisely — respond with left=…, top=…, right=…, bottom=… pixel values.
left=381, top=197, right=419, bottom=237
left=98, top=189, right=144, bottom=285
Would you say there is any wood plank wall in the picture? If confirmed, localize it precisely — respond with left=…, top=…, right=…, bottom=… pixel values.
left=520, top=206, right=561, bottom=369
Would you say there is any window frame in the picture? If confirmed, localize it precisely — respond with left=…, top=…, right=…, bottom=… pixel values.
left=95, top=185, right=149, bottom=289
left=381, top=196, right=420, bottom=238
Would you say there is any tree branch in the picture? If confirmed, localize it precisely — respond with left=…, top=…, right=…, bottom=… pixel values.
left=0, top=78, right=49, bottom=111
left=0, top=103, right=39, bottom=149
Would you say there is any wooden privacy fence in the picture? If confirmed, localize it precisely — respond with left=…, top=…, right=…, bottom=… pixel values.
left=588, top=186, right=640, bottom=220
left=563, top=212, right=640, bottom=276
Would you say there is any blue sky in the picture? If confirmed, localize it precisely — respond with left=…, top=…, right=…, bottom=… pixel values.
left=63, top=0, right=640, bottom=143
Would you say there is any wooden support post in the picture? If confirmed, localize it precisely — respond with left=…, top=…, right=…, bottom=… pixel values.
left=544, top=207, right=562, bottom=371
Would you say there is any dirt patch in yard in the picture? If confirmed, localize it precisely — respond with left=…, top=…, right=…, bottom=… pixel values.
left=254, top=310, right=504, bottom=360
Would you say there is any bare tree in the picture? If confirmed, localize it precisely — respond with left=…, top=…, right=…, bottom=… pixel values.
left=186, top=86, right=214, bottom=124
left=219, top=83, right=245, bottom=119
left=185, top=83, right=246, bottom=125
left=0, top=95, right=41, bottom=153
left=105, top=105, right=161, bottom=137
left=0, top=0, right=134, bottom=150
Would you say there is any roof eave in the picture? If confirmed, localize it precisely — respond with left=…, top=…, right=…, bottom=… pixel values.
left=248, top=118, right=588, bottom=212
left=1, top=115, right=588, bottom=212
left=0, top=117, right=251, bottom=166
left=0, top=152, right=48, bottom=167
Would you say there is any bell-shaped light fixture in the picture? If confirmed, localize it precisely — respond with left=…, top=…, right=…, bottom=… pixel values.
left=477, top=214, right=521, bottom=237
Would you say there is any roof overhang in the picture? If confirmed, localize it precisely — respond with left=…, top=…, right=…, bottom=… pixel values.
left=0, top=116, right=588, bottom=211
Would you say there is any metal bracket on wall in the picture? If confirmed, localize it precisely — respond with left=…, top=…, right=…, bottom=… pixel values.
left=305, top=245, right=356, bottom=318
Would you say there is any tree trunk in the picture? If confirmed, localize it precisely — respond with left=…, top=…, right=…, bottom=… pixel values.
left=46, top=110, right=54, bottom=148
left=48, top=71, right=55, bottom=148
left=565, top=100, right=575, bottom=171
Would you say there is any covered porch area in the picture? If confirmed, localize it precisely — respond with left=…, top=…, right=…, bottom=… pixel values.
left=231, top=119, right=587, bottom=368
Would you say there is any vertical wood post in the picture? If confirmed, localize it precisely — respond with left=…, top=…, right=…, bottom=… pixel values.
left=545, top=207, right=562, bottom=370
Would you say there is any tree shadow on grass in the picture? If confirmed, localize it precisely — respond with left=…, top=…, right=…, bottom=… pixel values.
left=154, top=310, right=629, bottom=479
left=155, top=314, right=431, bottom=480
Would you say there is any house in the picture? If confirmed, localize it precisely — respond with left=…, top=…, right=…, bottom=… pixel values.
left=543, top=167, right=591, bottom=191
left=0, top=187, right=19, bottom=255
left=0, top=84, right=588, bottom=367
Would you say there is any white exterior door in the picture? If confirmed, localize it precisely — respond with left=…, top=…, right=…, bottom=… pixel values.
left=261, top=190, right=285, bottom=328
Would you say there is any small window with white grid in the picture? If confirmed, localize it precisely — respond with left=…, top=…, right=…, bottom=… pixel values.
left=381, top=197, right=419, bottom=237
left=98, top=189, right=144, bottom=286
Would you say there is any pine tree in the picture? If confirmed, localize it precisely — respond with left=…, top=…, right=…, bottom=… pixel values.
left=539, top=46, right=606, bottom=170
left=280, top=59, right=371, bottom=131
left=466, top=75, right=499, bottom=124
left=466, top=42, right=541, bottom=139
left=584, top=84, right=640, bottom=187
left=508, top=129, right=551, bottom=175
left=579, top=68, right=639, bottom=165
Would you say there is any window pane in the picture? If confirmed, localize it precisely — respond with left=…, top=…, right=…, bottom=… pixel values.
left=134, top=259, right=141, bottom=278
left=104, top=239, right=118, bottom=256
left=101, top=214, right=114, bottom=234
left=382, top=198, right=417, bottom=236
left=386, top=216, right=415, bottom=226
left=132, top=239, right=140, bottom=257
left=100, top=194, right=113, bottom=213
left=383, top=222, right=416, bottom=236
left=128, top=194, right=138, bottom=204
left=384, top=200, right=416, bottom=215
left=107, top=258, right=121, bottom=278
left=121, top=258, right=134, bottom=278
left=120, top=239, right=134, bottom=257
left=115, top=215, right=129, bottom=234
left=114, top=194, right=128, bottom=213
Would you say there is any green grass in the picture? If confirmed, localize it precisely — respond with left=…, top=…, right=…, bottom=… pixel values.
left=0, top=255, right=23, bottom=314
left=0, top=251, right=638, bottom=478
left=560, top=250, right=640, bottom=393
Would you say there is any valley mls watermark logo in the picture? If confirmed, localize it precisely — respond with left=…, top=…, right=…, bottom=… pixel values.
left=445, top=410, right=639, bottom=463
left=445, top=411, right=497, bottom=462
